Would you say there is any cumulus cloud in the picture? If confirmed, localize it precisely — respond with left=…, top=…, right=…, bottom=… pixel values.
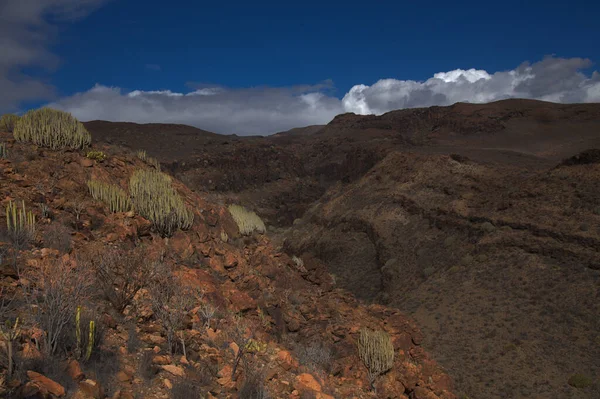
left=0, top=0, right=109, bottom=112
left=49, top=56, right=600, bottom=135
left=342, top=56, right=600, bottom=114
left=49, top=83, right=344, bottom=135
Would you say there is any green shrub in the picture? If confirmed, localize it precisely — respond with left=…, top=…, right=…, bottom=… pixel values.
left=87, top=180, right=132, bottom=213
left=129, top=169, right=194, bottom=237
left=568, top=374, right=593, bottom=389
left=357, top=328, right=395, bottom=389
left=0, top=114, right=20, bottom=133
left=228, top=205, right=265, bottom=235
left=13, top=108, right=91, bottom=149
left=86, top=151, right=106, bottom=161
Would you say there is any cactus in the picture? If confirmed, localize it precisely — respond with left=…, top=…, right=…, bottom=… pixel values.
left=0, top=142, right=7, bottom=159
left=76, top=306, right=82, bottom=358
left=87, top=180, right=132, bottom=213
left=136, top=150, right=147, bottom=161
left=0, top=114, right=20, bottom=133
left=85, top=320, right=95, bottom=361
left=13, top=108, right=91, bottom=149
left=6, top=200, right=35, bottom=236
left=136, top=149, right=160, bottom=171
left=228, top=204, right=265, bottom=235
left=129, top=169, right=194, bottom=237
left=357, top=328, right=395, bottom=389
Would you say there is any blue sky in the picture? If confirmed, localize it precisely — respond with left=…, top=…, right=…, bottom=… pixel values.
left=2, top=0, right=600, bottom=134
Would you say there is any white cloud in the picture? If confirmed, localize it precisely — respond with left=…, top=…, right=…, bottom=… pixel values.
left=0, top=0, right=109, bottom=112
left=342, top=56, right=600, bottom=115
left=43, top=56, right=600, bottom=135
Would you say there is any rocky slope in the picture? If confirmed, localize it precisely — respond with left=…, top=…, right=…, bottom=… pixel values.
left=84, top=99, right=600, bottom=399
left=0, top=131, right=453, bottom=398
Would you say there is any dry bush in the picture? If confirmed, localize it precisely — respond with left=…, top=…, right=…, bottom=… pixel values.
left=239, top=363, right=271, bottom=399
left=42, top=223, right=72, bottom=253
left=24, top=257, right=93, bottom=355
left=149, top=271, right=202, bottom=355
left=294, top=340, right=333, bottom=374
left=86, top=245, right=159, bottom=313
left=228, top=205, right=265, bottom=236
left=139, top=350, right=158, bottom=381
left=171, top=379, right=205, bottom=399
left=13, top=108, right=91, bottom=149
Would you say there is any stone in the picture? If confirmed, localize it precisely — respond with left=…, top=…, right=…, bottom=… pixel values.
left=76, top=379, right=104, bottom=399
left=277, top=350, right=298, bottom=371
left=67, top=359, right=85, bottom=382
left=27, top=371, right=65, bottom=397
left=295, top=373, right=321, bottom=392
left=164, top=378, right=173, bottom=389
left=160, top=365, right=185, bottom=377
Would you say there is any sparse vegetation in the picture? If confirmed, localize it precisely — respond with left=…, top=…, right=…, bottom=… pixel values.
left=13, top=108, right=91, bottom=149
left=24, top=257, right=92, bottom=355
left=0, top=114, right=20, bottom=132
left=150, top=270, right=201, bottom=355
left=129, top=169, right=194, bottom=236
left=5, top=200, right=36, bottom=273
left=136, top=149, right=161, bottom=170
left=87, top=179, right=132, bottom=213
left=171, top=380, right=206, bottom=399
left=568, top=374, right=593, bottom=389
left=86, top=150, right=106, bottom=161
left=228, top=204, right=265, bottom=235
left=87, top=246, right=159, bottom=313
left=43, top=223, right=72, bottom=253
left=357, top=328, right=395, bottom=389
left=0, top=142, right=7, bottom=159
left=294, top=340, right=333, bottom=374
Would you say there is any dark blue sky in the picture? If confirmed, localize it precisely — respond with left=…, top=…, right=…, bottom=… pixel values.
left=49, top=0, right=599, bottom=98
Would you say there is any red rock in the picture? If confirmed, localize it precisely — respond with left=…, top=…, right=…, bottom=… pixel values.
left=161, top=365, right=185, bottom=377
left=80, top=158, right=94, bottom=167
left=227, top=289, right=256, bottom=312
left=152, top=355, right=171, bottom=365
left=116, top=371, right=131, bottom=382
left=223, top=252, right=238, bottom=268
left=170, top=231, right=194, bottom=259
left=163, top=378, right=173, bottom=389
left=27, top=371, right=65, bottom=397
left=295, top=373, right=321, bottom=392
left=67, top=359, right=85, bottom=381
left=277, top=350, right=299, bottom=371
left=77, top=379, right=104, bottom=399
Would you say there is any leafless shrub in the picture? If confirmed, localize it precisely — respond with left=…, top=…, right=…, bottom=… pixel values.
left=38, top=203, right=52, bottom=219
left=198, top=302, right=218, bottom=329
left=87, top=245, right=159, bottom=313
left=24, top=257, right=92, bottom=356
left=171, top=379, right=205, bottom=399
left=0, top=287, right=19, bottom=376
left=70, top=199, right=86, bottom=222
left=294, top=340, right=333, bottom=374
left=239, top=363, right=271, bottom=399
left=150, top=272, right=202, bottom=355
left=126, top=323, right=141, bottom=353
left=42, top=223, right=72, bottom=253
left=139, top=350, right=158, bottom=381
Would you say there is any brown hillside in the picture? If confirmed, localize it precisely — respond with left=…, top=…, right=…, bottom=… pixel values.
left=0, top=131, right=452, bottom=398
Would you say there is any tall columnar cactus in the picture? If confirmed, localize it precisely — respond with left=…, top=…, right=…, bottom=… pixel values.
left=129, top=169, right=194, bottom=237
left=0, top=114, right=20, bottom=133
left=87, top=180, right=132, bottom=213
left=6, top=200, right=36, bottom=236
left=76, top=306, right=82, bottom=358
left=85, top=321, right=95, bottom=362
left=357, top=328, right=395, bottom=389
left=13, top=108, right=91, bottom=149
